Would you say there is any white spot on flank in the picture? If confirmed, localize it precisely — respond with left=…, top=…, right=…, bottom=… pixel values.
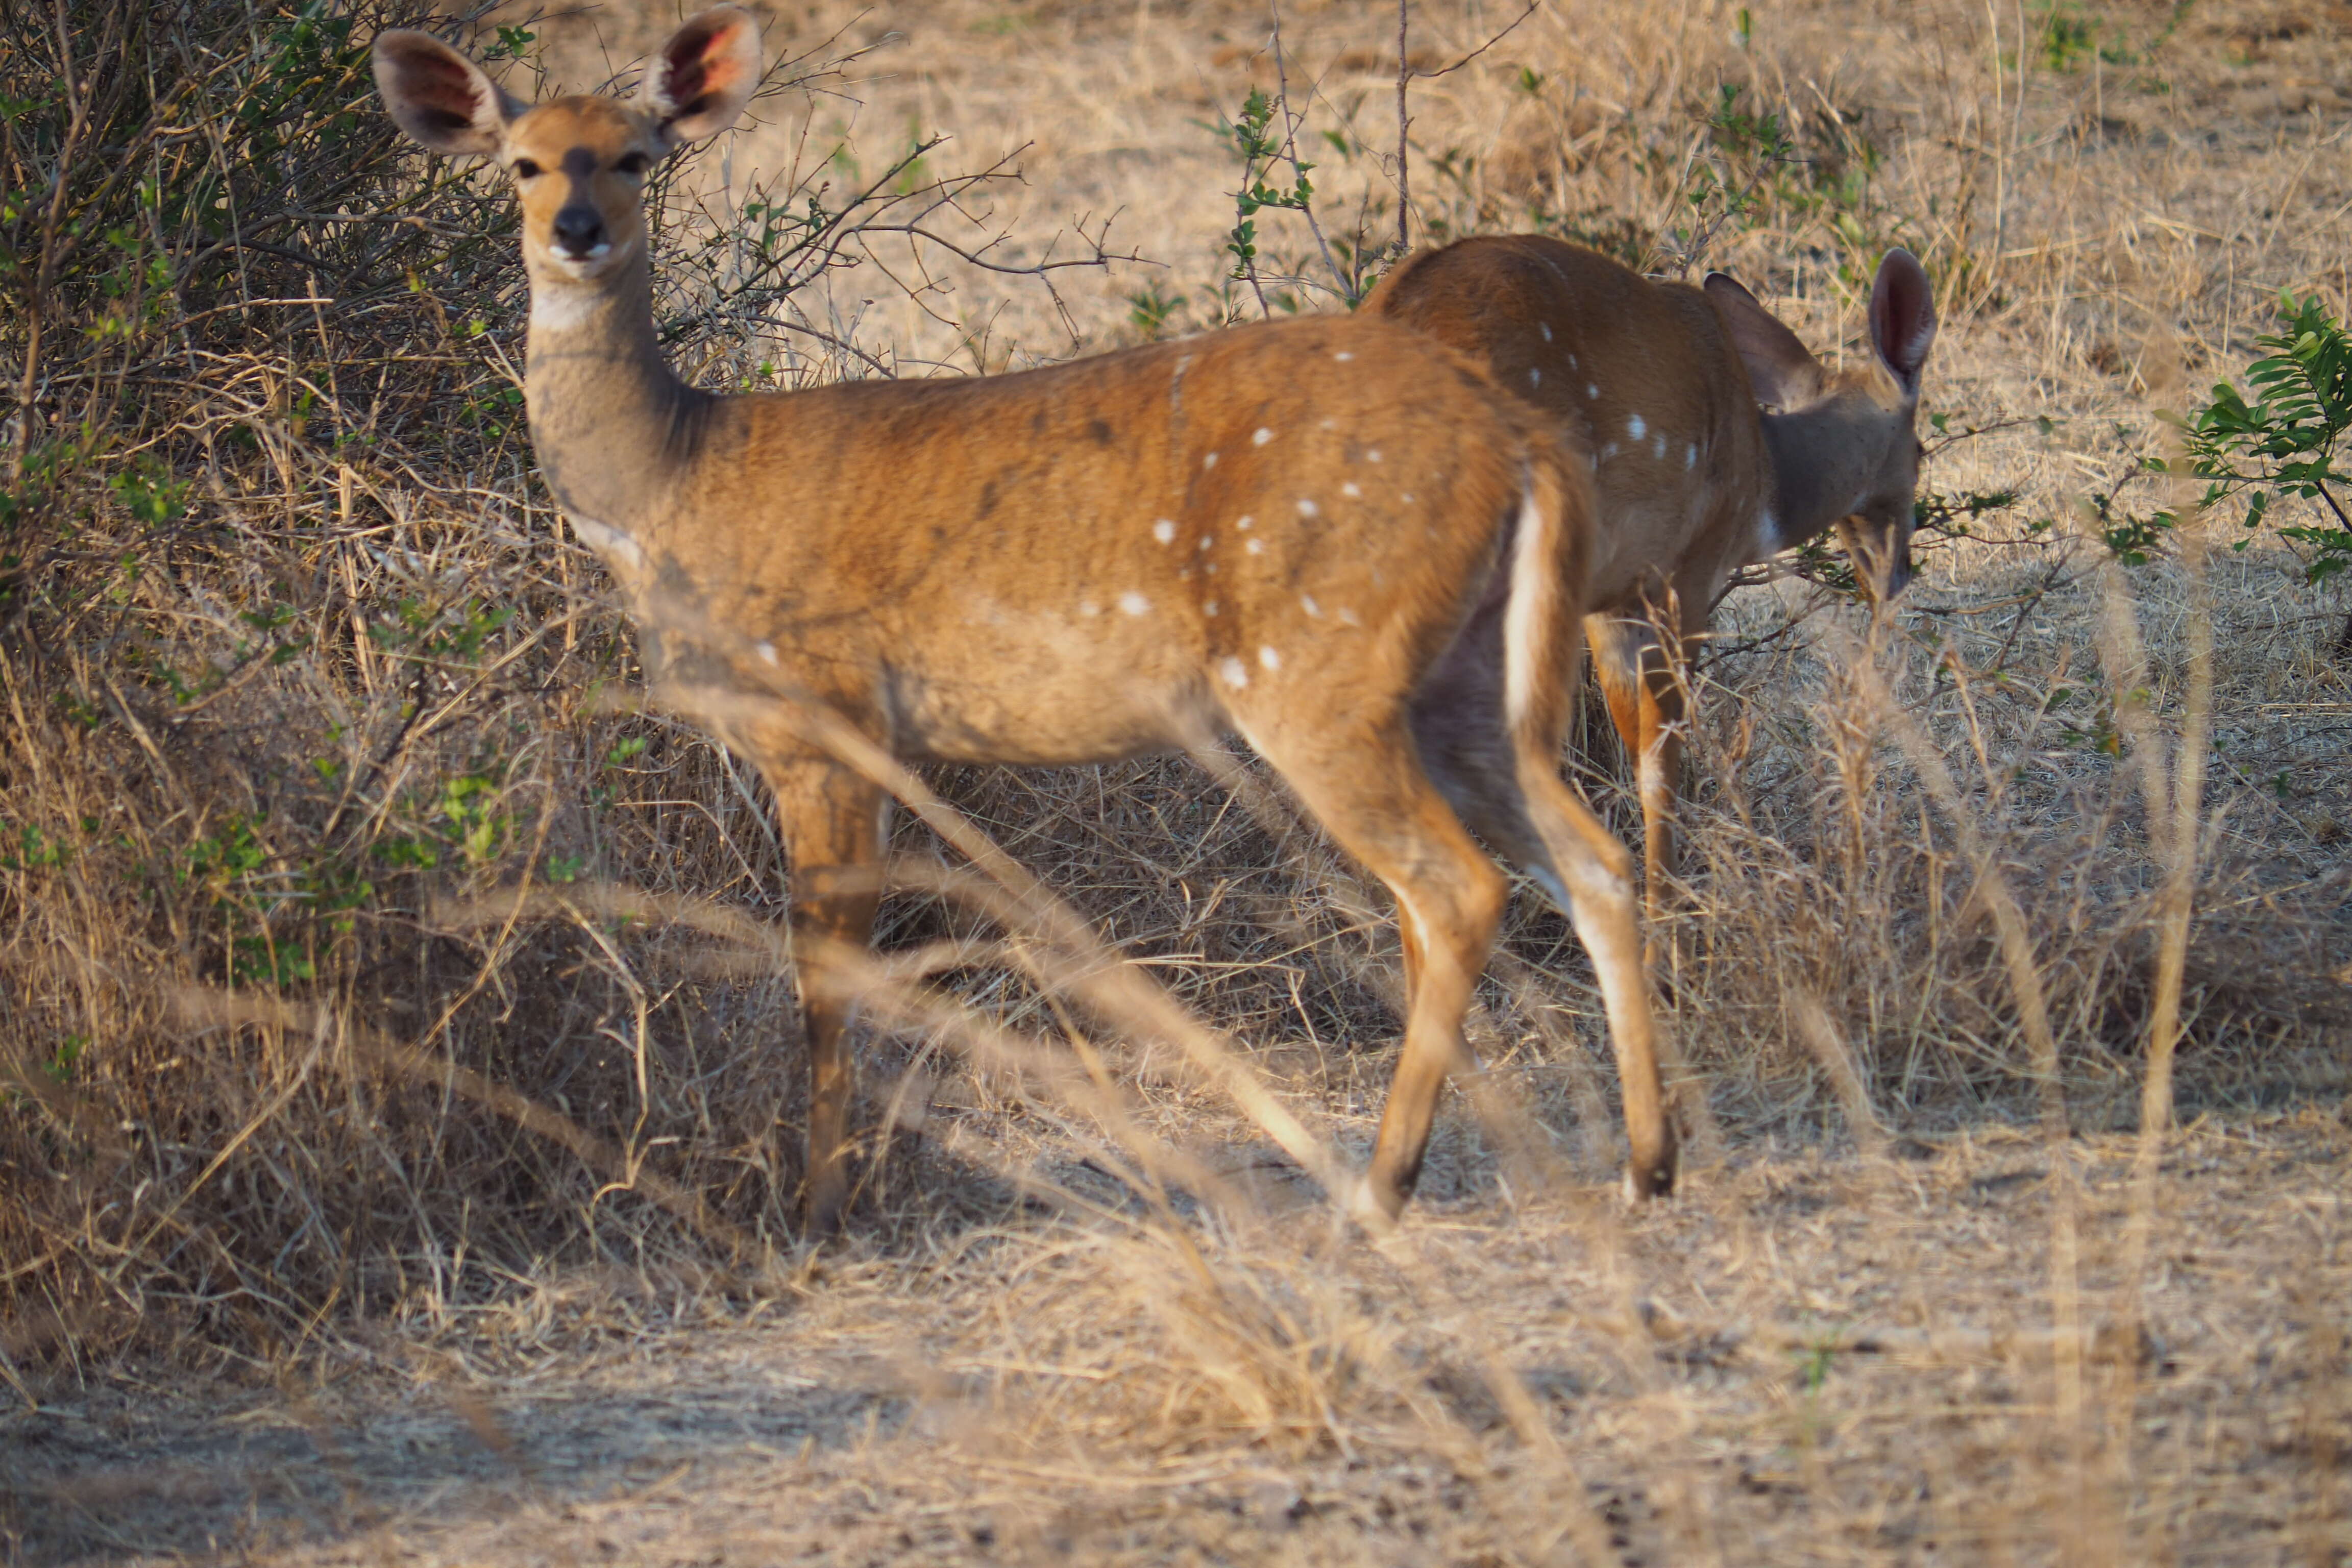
left=1601, top=444, right=1618, bottom=460
left=1336, top=605, right=1361, bottom=626
left=1685, top=443, right=1698, bottom=470
left=1341, top=481, right=1361, bottom=498
left=1235, top=514, right=1254, bottom=530
left=1335, top=350, right=1354, bottom=361
left=1220, top=656, right=1250, bottom=689
left=1652, top=434, right=1667, bottom=460
left=1258, top=645, right=1282, bottom=671
left=1203, top=451, right=1219, bottom=469
left=1366, top=448, right=1383, bottom=463
left=1253, top=427, right=1274, bottom=446
left=1567, top=353, right=1579, bottom=369
left=1320, top=418, right=1337, bottom=431
left=1205, top=600, right=1220, bottom=616
left=756, top=641, right=779, bottom=666
left=1246, top=537, right=1266, bottom=554
left=1301, top=594, right=1321, bottom=617
left=1200, top=535, right=1215, bottom=551
left=1529, top=367, right=1542, bottom=387
left=1401, top=492, right=1416, bottom=504
left=1297, top=498, right=1319, bottom=518
left=1152, top=518, right=1177, bottom=544
left=1627, top=414, right=1647, bottom=440
left=1540, top=322, right=1554, bottom=341
left=1079, top=599, right=1101, bottom=617
left=1118, top=592, right=1150, bottom=616
left=1586, top=383, right=1599, bottom=399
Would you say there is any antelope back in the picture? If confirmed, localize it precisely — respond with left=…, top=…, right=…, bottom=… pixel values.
left=637, top=316, right=1584, bottom=771
left=375, top=14, right=1596, bottom=776
left=1367, top=236, right=1774, bottom=610
left=1368, top=235, right=1936, bottom=603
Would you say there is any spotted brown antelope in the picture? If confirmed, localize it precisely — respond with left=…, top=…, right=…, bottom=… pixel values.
left=371, top=9, right=1675, bottom=1232
left=1367, top=237, right=1937, bottom=935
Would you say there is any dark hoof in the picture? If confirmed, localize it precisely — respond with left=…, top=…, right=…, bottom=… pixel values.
left=1622, top=1159, right=1677, bottom=1202
left=1346, top=1174, right=1408, bottom=1236
left=804, top=1194, right=847, bottom=1244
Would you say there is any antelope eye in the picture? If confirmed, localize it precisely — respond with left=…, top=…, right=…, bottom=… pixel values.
left=615, top=151, right=651, bottom=176
left=511, top=158, right=542, bottom=180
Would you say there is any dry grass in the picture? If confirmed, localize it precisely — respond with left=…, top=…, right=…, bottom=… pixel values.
left=2, top=0, right=2348, bottom=1563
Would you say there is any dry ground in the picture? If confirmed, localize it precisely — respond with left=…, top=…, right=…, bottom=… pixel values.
left=9, top=1116, right=2349, bottom=1564
left=5, top=0, right=2352, bottom=1563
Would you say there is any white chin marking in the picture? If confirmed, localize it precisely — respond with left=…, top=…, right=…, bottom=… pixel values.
left=531, top=286, right=598, bottom=332
left=535, top=238, right=626, bottom=296
left=569, top=513, right=643, bottom=571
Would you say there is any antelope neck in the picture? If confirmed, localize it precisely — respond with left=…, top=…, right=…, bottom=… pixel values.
left=1753, top=392, right=1889, bottom=558
left=523, top=246, right=713, bottom=530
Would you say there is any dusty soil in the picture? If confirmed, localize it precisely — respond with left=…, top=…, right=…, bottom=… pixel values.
left=8, top=1113, right=2348, bottom=1564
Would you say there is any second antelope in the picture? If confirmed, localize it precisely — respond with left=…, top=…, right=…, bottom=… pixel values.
left=373, top=8, right=1675, bottom=1233
left=1368, top=237, right=1937, bottom=927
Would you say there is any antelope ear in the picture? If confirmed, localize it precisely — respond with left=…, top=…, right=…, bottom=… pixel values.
left=1868, top=248, right=1937, bottom=397
left=642, top=7, right=762, bottom=148
left=1704, top=271, right=1824, bottom=409
left=372, top=30, right=522, bottom=158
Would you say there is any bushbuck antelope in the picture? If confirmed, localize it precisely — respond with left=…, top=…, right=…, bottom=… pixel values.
left=373, top=10, right=1674, bottom=1232
left=1367, top=237, right=1936, bottom=927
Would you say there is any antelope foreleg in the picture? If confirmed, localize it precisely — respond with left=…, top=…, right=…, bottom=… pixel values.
left=768, top=759, right=887, bottom=1239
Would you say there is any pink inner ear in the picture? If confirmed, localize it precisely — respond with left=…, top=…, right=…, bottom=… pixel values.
left=415, top=55, right=483, bottom=115
left=646, top=13, right=755, bottom=139
left=659, top=21, right=740, bottom=112
left=665, top=54, right=710, bottom=105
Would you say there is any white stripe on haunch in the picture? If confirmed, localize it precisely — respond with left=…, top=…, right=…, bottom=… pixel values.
left=1502, top=478, right=1549, bottom=729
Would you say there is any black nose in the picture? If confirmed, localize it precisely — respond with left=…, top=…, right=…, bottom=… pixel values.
left=552, top=206, right=604, bottom=255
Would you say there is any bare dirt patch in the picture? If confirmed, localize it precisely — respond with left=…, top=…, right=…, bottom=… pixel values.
left=8, top=1114, right=2348, bottom=1564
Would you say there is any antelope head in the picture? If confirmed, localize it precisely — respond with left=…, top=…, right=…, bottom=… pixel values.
left=1706, top=250, right=1938, bottom=601
left=372, top=9, right=761, bottom=295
